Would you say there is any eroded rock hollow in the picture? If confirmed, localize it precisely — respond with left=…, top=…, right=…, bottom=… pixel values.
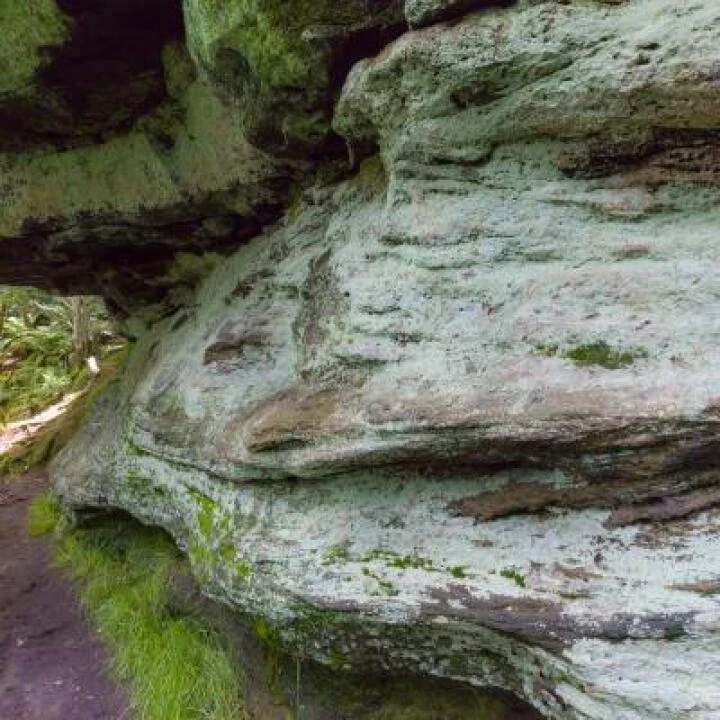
left=4, top=0, right=720, bottom=717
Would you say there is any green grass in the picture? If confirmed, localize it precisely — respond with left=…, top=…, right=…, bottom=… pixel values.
left=28, top=498, right=246, bottom=720
left=449, top=566, right=467, bottom=579
left=27, top=493, right=61, bottom=537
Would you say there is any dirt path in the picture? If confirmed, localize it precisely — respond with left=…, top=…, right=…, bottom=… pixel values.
left=0, top=470, right=129, bottom=720
left=0, top=393, right=84, bottom=456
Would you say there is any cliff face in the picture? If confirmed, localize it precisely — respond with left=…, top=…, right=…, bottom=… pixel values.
left=4, top=1, right=720, bottom=717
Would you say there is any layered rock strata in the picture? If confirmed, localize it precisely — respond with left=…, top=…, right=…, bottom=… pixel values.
left=1, top=0, right=717, bottom=717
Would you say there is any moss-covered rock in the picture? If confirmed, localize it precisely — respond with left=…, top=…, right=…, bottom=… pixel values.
left=184, top=0, right=404, bottom=151
left=0, top=0, right=68, bottom=97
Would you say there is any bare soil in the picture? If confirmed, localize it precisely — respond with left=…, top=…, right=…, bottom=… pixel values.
left=0, top=470, right=129, bottom=720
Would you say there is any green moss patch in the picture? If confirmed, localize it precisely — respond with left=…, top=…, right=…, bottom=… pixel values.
left=564, top=341, right=647, bottom=369
left=361, top=549, right=435, bottom=571
left=533, top=340, right=647, bottom=369
left=499, top=568, right=527, bottom=588
left=186, top=0, right=334, bottom=88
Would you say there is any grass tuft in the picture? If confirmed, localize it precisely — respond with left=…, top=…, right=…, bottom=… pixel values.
left=27, top=493, right=61, bottom=537
left=33, top=503, right=245, bottom=720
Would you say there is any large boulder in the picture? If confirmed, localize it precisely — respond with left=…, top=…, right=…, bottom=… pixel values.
left=1, top=0, right=714, bottom=717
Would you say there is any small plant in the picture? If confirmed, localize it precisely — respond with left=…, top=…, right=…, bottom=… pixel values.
left=499, top=568, right=527, bottom=588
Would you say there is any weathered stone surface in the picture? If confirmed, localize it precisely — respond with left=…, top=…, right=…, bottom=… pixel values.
left=404, top=0, right=510, bottom=28
left=165, top=565, right=540, bottom=719
left=337, top=0, right=720, bottom=160
left=3, top=0, right=715, bottom=717
left=56, top=147, right=720, bottom=717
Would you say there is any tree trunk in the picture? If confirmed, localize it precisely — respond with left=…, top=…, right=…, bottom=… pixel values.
left=68, top=296, right=92, bottom=368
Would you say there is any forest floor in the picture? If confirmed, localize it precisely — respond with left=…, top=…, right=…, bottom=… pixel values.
left=0, top=469, right=129, bottom=720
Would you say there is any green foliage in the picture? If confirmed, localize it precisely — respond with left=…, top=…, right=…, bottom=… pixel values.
left=27, top=493, right=62, bottom=537
left=46, top=510, right=246, bottom=720
left=1, top=345, right=130, bottom=477
left=0, top=287, right=112, bottom=422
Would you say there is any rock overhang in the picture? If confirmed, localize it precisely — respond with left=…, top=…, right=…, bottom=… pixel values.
left=0, top=0, right=406, bottom=312
left=4, top=0, right=718, bottom=717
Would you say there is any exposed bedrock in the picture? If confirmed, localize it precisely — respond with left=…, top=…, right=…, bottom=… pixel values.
left=4, top=0, right=714, bottom=716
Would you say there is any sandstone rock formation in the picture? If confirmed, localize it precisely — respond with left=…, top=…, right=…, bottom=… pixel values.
left=2, top=0, right=720, bottom=717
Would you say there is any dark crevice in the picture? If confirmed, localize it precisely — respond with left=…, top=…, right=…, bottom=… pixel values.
left=0, top=0, right=184, bottom=151
left=0, top=196, right=285, bottom=312
left=327, top=20, right=409, bottom=96
left=323, top=17, right=407, bottom=160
